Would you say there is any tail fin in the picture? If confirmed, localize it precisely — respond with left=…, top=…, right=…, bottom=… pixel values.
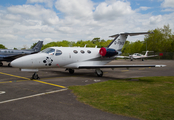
left=32, top=41, right=43, bottom=52
left=145, top=51, right=149, bottom=56
left=143, top=51, right=154, bottom=56
left=108, top=32, right=153, bottom=51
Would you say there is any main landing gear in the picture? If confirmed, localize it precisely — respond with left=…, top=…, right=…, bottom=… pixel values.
left=31, top=72, right=40, bottom=80
left=65, top=68, right=74, bottom=74
left=0, top=62, right=3, bottom=66
left=130, top=56, right=133, bottom=61
left=95, top=69, right=103, bottom=77
left=65, top=68, right=103, bottom=77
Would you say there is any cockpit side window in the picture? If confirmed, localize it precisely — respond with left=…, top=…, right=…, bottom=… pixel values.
left=41, top=48, right=55, bottom=55
left=55, top=50, right=62, bottom=56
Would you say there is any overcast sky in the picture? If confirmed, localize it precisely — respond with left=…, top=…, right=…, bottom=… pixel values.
left=0, top=0, right=174, bottom=49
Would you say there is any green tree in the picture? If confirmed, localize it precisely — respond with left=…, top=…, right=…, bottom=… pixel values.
left=13, top=48, right=18, bottom=50
left=30, top=42, right=37, bottom=49
left=144, top=24, right=173, bottom=52
left=122, top=24, right=174, bottom=55
left=0, top=44, right=7, bottom=49
left=92, top=38, right=100, bottom=44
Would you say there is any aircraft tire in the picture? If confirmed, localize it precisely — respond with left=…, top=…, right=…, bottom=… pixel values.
left=31, top=73, right=40, bottom=80
left=0, top=62, right=3, bottom=66
left=130, top=57, right=133, bottom=61
left=69, top=69, right=74, bottom=74
left=8, top=63, right=11, bottom=67
left=95, top=69, right=103, bottom=77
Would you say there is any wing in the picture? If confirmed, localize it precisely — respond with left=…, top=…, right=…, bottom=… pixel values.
left=116, top=56, right=130, bottom=59
left=78, top=64, right=166, bottom=69
left=0, top=54, right=28, bottom=61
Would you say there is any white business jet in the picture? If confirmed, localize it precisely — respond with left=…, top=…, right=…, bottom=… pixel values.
left=128, top=51, right=158, bottom=61
left=11, top=32, right=165, bottom=79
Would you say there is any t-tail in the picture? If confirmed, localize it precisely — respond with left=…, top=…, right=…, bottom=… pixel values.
left=107, top=32, right=153, bottom=55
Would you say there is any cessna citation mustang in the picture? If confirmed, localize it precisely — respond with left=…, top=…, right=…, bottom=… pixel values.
left=11, top=32, right=166, bottom=79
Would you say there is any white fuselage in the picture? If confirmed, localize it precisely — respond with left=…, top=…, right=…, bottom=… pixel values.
left=11, top=47, right=114, bottom=69
left=131, top=53, right=145, bottom=59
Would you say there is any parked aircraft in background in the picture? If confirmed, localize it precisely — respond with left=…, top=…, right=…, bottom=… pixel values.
left=0, top=41, right=43, bottom=66
left=128, top=51, right=158, bottom=61
left=11, top=32, right=165, bottom=79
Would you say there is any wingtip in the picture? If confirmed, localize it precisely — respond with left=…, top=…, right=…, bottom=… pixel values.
left=155, top=65, right=166, bottom=67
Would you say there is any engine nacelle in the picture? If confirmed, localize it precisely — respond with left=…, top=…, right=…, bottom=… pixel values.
left=99, top=47, right=118, bottom=57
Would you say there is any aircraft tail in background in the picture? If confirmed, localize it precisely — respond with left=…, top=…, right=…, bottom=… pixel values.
left=144, top=51, right=154, bottom=56
left=31, top=41, right=43, bottom=52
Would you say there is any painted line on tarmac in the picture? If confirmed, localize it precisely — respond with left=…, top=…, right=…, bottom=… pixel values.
left=0, top=72, right=66, bottom=88
left=0, top=88, right=68, bottom=104
left=0, top=80, right=28, bottom=84
left=33, top=80, right=66, bottom=88
left=0, top=72, right=31, bottom=80
left=121, top=70, right=129, bottom=72
left=139, top=68, right=145, bottom=70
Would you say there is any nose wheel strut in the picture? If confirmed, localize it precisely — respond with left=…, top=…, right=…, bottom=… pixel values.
left=31, top=72, right=40, bottom=80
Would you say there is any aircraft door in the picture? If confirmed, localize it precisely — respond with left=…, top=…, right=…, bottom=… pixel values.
left=62, top=51, right=74, bottom=65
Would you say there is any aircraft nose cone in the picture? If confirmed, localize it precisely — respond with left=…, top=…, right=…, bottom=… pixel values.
left=11, top=59, right=22, bottom=68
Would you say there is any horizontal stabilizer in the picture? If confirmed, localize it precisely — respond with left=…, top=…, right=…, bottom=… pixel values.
left=109, top=32, right=153, bottom=38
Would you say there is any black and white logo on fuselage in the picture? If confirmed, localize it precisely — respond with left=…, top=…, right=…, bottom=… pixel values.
left=43, top=57, right=53, bottom=66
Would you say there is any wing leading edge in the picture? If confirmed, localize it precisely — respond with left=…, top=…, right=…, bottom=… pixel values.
left=78, top=65, right=166, bottom=69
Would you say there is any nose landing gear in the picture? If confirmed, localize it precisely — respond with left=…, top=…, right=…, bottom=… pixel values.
left=31, top=72, right=40, bottom=80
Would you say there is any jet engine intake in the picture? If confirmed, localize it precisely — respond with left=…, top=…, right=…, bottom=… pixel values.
left=99, top=47, right=118, bottom=57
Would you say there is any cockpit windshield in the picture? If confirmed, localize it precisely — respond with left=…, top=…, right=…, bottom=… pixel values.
left=41, top=48, right=55, bottom=55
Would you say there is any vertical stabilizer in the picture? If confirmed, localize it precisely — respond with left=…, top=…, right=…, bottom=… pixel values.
left=108, top=33, right=128, bottom=51
left=32, top=41, right=43, bottom=52
left=145, top=51, right=149, bottom=56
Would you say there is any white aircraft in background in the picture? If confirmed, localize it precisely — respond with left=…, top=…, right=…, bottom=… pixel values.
left=128, top=51, right=158, bottom=61
left=11, top=32, right=165, bottom=79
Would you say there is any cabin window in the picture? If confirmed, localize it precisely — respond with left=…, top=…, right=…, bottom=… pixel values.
left=55, top=50, right=62, bottom=56
left=73, top=50, right=78, bottom=54
left=87, top=50, right=91, bottom=54
left=80, top=50, right=85, bottom=54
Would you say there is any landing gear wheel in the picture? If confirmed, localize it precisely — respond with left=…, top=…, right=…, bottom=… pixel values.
left=142, top=58, right=144, bottom=61
left=31, top=72, right=40, bottom=80
left=130, top=57, right=133, bottom=61
left=69, top=69, right=74, bottom=74
left=0, top=62, right=3, bottom=66
left=8, top=63, right=11, bottom=67
left=95, top=69, right=103, bottom=77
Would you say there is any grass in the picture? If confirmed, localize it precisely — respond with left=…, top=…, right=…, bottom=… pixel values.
left=69, top=76, right=174, bottom=120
